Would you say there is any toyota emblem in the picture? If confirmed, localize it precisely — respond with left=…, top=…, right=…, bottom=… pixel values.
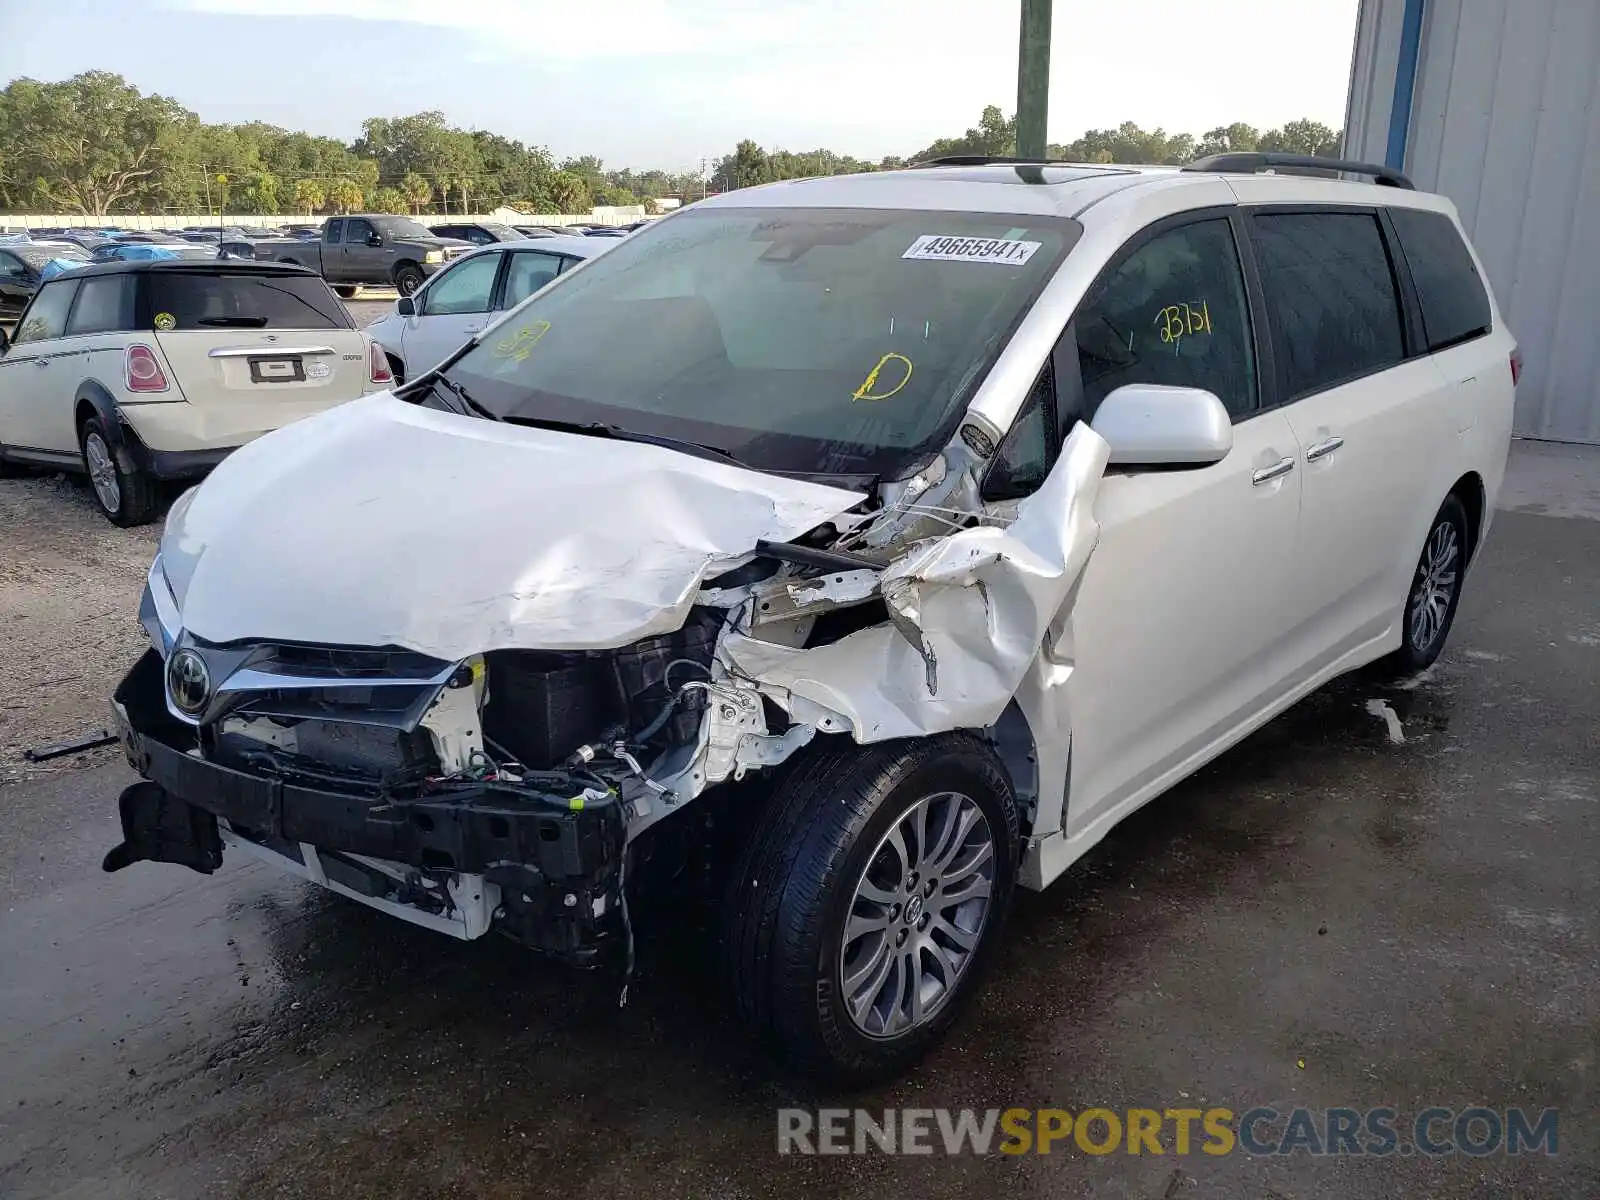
left=166, top=649, right=212, bottom=716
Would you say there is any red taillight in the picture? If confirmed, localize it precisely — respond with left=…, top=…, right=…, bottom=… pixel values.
left=125, top=344, right=169, bottom=393
left=1510, top=348, right=1523, bottom=386
left=369, top=339, right=393, bottom=384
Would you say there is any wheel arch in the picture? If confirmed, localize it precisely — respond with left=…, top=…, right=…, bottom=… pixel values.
left=985, top=701, right=1041, bottom=839
left=1449, top=470, right=1487, bottom=563
left=74, top=381, right=122, bottom=445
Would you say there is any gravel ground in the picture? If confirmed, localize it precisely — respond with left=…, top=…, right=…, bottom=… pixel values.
left=0, top=297, right=394, bottom=785
left=0, top=473, right=159, bottom=784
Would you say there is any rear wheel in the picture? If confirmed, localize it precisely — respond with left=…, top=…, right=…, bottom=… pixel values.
left=723, top=734, right=1017, bottom=1084
left=394, top=263, right=425, bottom=297
left=332, top=284, right=358, bottom=299
left=1384, top=492, right=1470, bottom=674
left=80, top=416, right=157, bottom=527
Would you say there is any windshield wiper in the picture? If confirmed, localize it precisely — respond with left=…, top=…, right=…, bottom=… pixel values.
left=498, top=414, right=744, bottom=468
left=431, top=375, right=500, bottom=421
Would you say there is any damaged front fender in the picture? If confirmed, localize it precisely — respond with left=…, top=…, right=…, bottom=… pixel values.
left=721, top=425, right=1110, bottom=743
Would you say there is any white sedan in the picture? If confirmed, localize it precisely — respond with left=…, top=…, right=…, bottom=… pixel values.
left=365, top=236, right=613, bottom=382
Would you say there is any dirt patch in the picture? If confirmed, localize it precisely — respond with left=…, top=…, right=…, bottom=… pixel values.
left=0, top=473, right=161, bottom=785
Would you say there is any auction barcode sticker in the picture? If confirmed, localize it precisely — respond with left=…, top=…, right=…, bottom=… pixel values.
left=902, top=235, right=1041, bottom=265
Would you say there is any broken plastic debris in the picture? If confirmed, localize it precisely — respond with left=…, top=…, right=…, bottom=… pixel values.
left=1364, top=698, right=1406, bottom=745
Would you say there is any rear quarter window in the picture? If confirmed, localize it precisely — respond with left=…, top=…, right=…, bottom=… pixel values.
left=136, top=272, right=354, bottom=331
left=66, top=275, right=134, bottom=335
left=1387, top=207, right=1492, bottom=352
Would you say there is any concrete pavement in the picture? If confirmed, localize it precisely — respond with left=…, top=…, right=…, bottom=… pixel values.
left=1, top=446, right=1596, bottom=1199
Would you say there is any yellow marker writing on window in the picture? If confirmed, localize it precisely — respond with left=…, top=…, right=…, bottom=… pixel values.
left=1155, top=301, right=1212, bottom=346
left=492, top=320, right=552, bottom=362
left=852, top=352, right=914, bottom=402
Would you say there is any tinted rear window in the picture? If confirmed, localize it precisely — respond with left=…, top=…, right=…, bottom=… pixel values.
left=137, top=272, right=353, bottom=330
left=1388, top=207, right=1492, bottom=352
left=1252, top=211, right=1405, bottom=400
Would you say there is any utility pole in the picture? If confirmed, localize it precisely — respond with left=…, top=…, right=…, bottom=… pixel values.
left=1015, top=0, right=1053, bottom=160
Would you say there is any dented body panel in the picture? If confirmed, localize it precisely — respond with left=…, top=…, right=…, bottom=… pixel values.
left=159, top=394, right=865, bottom=658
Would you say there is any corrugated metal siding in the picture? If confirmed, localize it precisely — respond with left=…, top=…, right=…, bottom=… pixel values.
left=1343, top=0, right=1410, bottom=164
left=1346, top=0, right=1600, bottom=443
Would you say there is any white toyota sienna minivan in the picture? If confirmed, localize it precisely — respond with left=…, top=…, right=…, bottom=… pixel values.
left=103, top=154, right=1516, bottom=1082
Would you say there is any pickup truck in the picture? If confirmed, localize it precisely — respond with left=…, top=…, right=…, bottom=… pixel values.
left=255, top=214, right=473, bottom=297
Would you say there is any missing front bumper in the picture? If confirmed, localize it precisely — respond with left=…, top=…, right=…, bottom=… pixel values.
left=106, top=650, right=628, bottom=965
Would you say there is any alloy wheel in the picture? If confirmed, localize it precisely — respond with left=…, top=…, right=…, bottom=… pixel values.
left=839, top=790, right=996, bottom=1039
left=84, top=432, right=121, bottom=514
left=1409, top=519, right=1460, bottom=652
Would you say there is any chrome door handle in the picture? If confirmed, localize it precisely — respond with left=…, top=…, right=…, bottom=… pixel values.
left=1305, top=435, right=1345, bottom=461
left=34, top=358, right=49, bottom=368
left=1252, top=457, right=1296, bottom=486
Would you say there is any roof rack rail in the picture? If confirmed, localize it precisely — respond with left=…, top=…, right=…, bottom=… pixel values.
left=1183, top=152, right=1415, bottom=190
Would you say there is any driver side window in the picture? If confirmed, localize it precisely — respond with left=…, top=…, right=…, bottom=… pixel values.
left=344, top=219, right=376, bottom=245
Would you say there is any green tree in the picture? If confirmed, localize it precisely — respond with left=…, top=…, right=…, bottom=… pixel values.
left=401, top=171, right=432, bottom=214
left=907, top=105, right=1015, bottom=162
left=1259, top=119, right=1341, bottom=157
left=549, top=171, right=590, bottom=214
left=1195, top=122, right=1261, bottom=158
left=292, top=177, right=326, bottom=214
left=327, top=178, right=364, bottom=213
left=370, top=185, right=407, bottom=214
left=237, top=169, right=279, bottom=213
left=0, top=71, right=189, bottom=214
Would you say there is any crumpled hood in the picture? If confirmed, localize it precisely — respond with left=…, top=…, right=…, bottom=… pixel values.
left=161, top=395, right=863, bottom=659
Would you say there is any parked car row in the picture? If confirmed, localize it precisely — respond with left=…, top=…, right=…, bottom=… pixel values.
left=0, top=259, right=392, bottom=524
left=366, top=234, right=615, bottom=380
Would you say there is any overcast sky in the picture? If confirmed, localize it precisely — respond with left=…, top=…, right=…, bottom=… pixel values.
left=0, top=0, right=1362, bottom=171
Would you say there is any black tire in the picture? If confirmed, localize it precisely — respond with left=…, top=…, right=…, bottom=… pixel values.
left=1382, top=492, right=1471, bottom=674
left=332, top=284, right=358, bottom=299
left=722, top=733, right=1018, bottom=1085
left=79, top=416, right=157, bottom=527
left=393, top=263, right=425, bottom=297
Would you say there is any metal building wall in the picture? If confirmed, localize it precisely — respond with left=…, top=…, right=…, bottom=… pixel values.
left=1345, top=0, right=1600, bottom=444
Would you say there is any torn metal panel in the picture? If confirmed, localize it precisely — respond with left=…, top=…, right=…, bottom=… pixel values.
left=722, top=425, right=1109, bottom=743
left=158, top=395, right=865, bottom=660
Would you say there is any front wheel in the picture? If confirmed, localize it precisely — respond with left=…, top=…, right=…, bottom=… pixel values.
left=1383, top=493, right=1470, bottom=674
left=80, top=416, right=157, bottom=527
left=722, top=734, right=1017, bottom=1084
left=393, top=263, right=425, bottom=297
left=332, top=284, right=358, bottom=299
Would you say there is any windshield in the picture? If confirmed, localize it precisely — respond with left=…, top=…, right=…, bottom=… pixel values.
left=381, top=217, right=435, bottom=240
left=441, top=206, right=1080, bottom=478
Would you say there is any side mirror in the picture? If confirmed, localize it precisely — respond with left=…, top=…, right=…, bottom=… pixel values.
left=396, top=296, right=416, bottom=317
left=1091, top=384, right=1232, bottom=467
left=367, top=233, right=383, bottom=247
